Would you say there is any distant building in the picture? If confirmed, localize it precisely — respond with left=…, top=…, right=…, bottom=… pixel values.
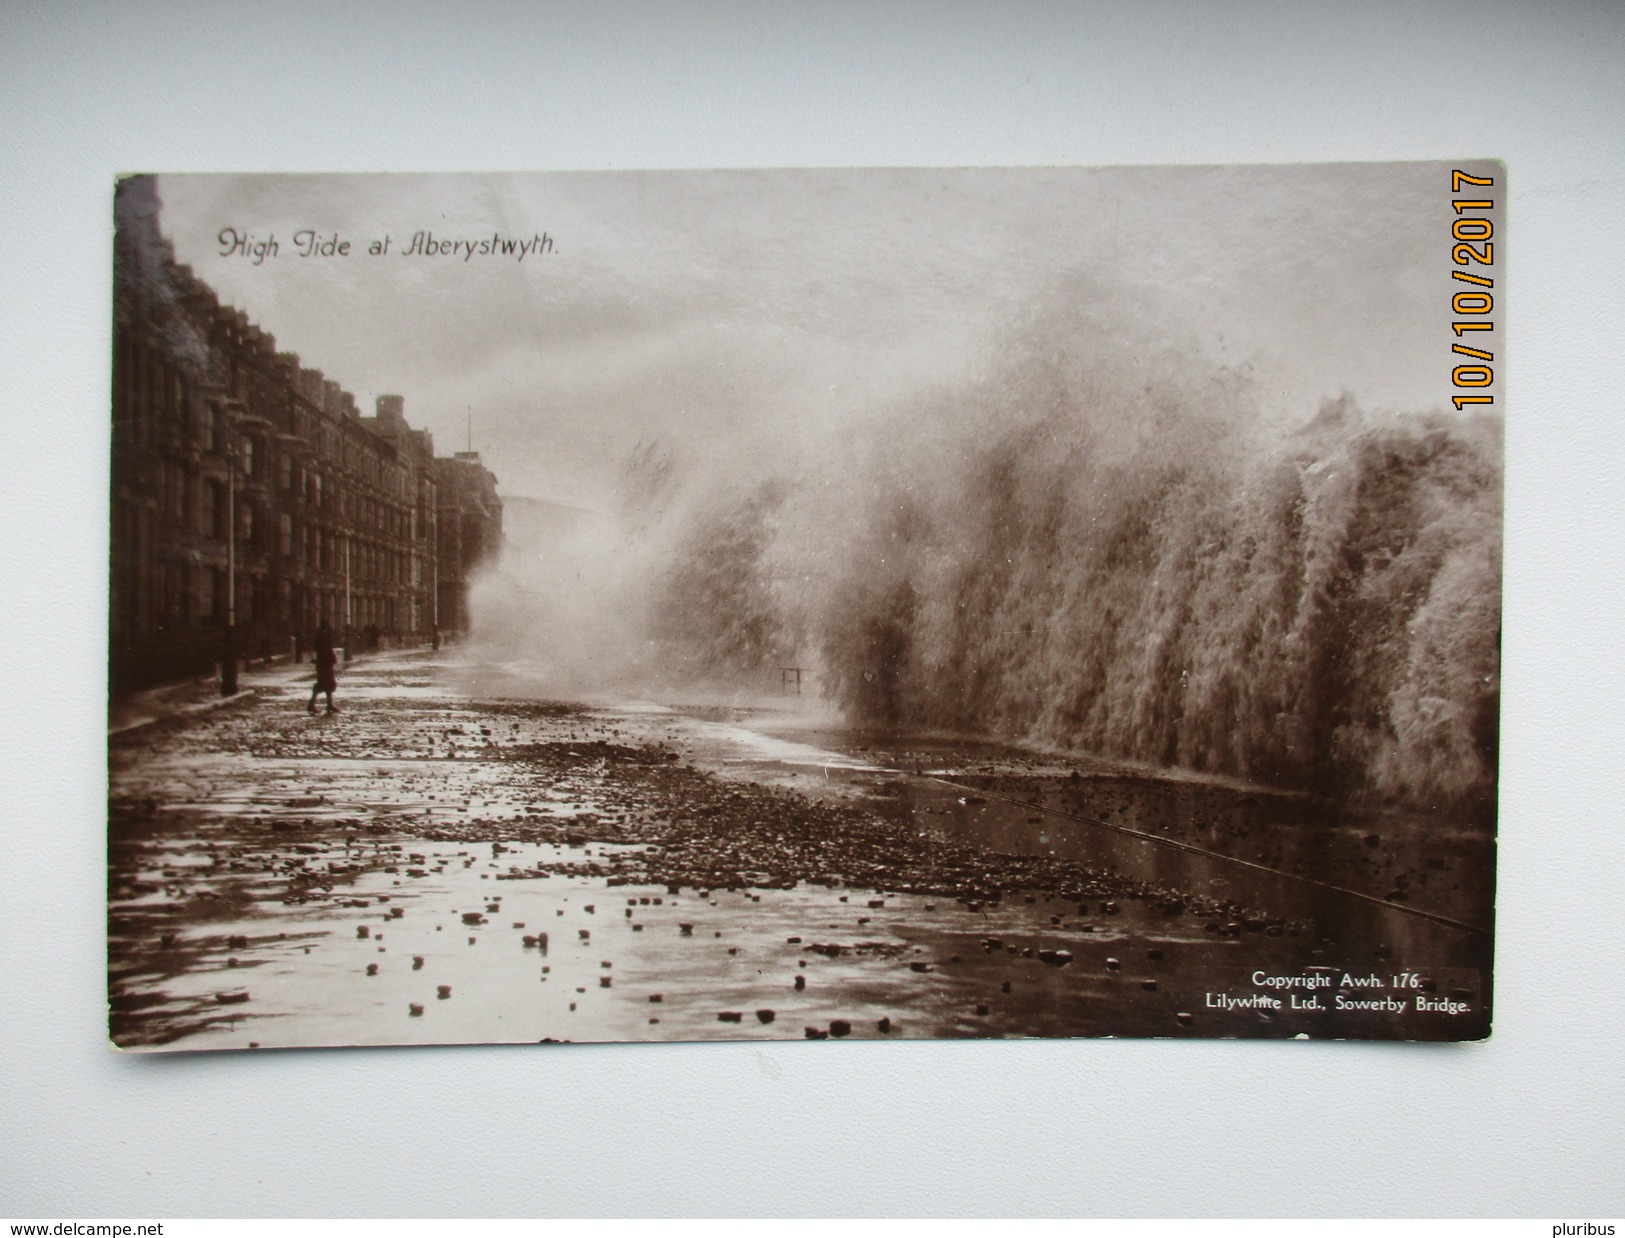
left=110, top=175, right=503, bottom=694
left=434, top=451, right=504, bottom=637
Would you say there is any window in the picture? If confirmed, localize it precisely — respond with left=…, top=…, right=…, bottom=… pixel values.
left=208, top=480, right=227, bottom=540
left=208, top=567, right=225, bottom=622
left=279, top=513, right=293, bottom=557
left=279, top=453, right=293, bottom=489
left=163, top=460, right=186, bottom=521
left=161, top=561, right=184, bottom=624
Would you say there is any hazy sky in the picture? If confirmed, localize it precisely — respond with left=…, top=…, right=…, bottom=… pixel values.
left=155, top=163, right=1487, bottom=508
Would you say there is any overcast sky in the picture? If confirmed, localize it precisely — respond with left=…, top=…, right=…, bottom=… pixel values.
left=154, top=163, right=1482, bottom=508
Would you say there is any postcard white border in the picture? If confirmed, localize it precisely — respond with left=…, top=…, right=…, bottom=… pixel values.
left=3, top=0, right=1622, bottom=1218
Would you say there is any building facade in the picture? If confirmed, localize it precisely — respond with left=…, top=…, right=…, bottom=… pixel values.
left=111, top=176, right=503, bottom=694
left=434, top=452, right=505, bottom=637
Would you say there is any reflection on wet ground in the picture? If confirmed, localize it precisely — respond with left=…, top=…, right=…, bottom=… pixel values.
left=108, top=650, right=1493, bottom=1050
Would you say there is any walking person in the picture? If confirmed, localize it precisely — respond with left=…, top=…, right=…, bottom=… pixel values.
left=308, top=623, right=339, bottom=715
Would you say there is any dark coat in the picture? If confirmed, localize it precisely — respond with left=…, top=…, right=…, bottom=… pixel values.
left=313, top=630, right=338, bottom=692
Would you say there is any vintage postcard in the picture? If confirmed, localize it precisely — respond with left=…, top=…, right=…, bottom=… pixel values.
left=108, top=163, right=1501, bottom=1049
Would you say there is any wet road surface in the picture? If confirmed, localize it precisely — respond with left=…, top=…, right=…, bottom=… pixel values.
left=108, top=649, right=1493, bottom=1049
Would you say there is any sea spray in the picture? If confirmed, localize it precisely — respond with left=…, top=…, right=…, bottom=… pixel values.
left=642, top=296, right=1501, bottom=817
left=474, top=282, right=1501, bottom=818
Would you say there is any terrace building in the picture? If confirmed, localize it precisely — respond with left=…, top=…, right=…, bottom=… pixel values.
left=434, top=451, right=505, bottom=638
left=110, top=175, right=504, bottom=694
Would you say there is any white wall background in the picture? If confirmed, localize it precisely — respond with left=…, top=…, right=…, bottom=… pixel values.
left=1, top=0, right=1620, bottom=1218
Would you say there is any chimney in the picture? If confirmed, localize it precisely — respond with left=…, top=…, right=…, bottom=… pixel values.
left=376, top=394, right=406, bottom=432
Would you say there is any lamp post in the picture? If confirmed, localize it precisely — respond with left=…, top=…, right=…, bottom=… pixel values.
left=220, top=400, right=240, bottom=696
left=343, top=532, right=353, bottom=662
left=430, top=490, right=440, bottom=650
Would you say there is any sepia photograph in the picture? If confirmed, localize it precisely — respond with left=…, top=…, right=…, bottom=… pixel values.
left=108, top=162, right=1502, bottom=1050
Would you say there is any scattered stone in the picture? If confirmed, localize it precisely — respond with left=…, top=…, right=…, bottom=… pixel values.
left=366, top=963, right=379, bottom=976
left=227, top=935, right=249, bottom=950
left=412, top=956, right=424, bottom=970
left=437, top=985, right=452, bottom=1000
left=1105, top=957, right=1121, bottom=971
left=804, top=1027, right=828, bottom=1039
left=794, top=975, right=806, bottom=991
left=717, top=1011, right=744, bottom=1023
left=876, top=1017, right=892, bottom=1033
left=409, top=1003, right=424, bottom=1017
left=215, top=991, right=249, bottom=1005
left=756, top=1009, right=776, bottom=1024
left=357, top=926, right=370, bottom=939
left=679, top=923, right=694, bottom=936
left=829, top=1020, right=852, bottom=1038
